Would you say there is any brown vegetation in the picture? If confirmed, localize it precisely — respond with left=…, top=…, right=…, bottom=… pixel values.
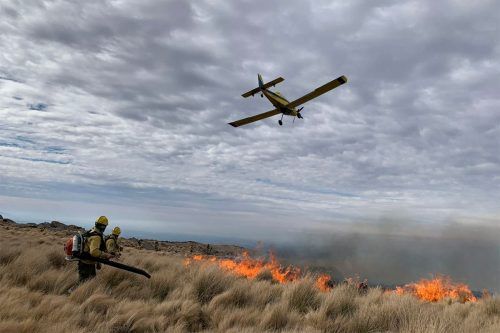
left=0, top=224, right=499, bottom=332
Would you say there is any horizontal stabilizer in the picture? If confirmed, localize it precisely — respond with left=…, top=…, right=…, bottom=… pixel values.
left=242, top=77, right=284, bottom=98
left=229, top=109, right=281, bottom=127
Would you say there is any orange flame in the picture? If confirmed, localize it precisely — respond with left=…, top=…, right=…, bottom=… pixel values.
left=316, top=274, right=334, bottom=292
left=395, top=275, right=477, bottom=303
left=185, top=253, right=478, bottom=302
left=186, top=251, right=302, bottom=283
left=185, top=251, right=336, bottom=287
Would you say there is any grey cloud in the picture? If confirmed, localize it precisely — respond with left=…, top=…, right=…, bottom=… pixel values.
left=28, top=102, right=48, bottom=111
left=0, top=0, right=499, bottom=247
left=1, top=5, right=18, bottom=18
left=0, top=74, right=22, bottom=83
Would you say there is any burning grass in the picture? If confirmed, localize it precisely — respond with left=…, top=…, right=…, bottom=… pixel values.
left=185, top=252, right=301, bottom=284
left=395, top=275, right=478, bottom=303
left=185, top=252, right=478, bottom=304
left=0, top=224, right=499, bottom=333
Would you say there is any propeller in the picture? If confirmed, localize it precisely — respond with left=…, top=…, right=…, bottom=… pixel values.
left=297, top=107, right=304, bottom=119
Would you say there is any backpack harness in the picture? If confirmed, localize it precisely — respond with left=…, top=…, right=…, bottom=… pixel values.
left=64, top=229, right=106, bottom=261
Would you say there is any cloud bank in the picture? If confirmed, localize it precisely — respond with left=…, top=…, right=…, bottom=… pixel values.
left=1, top=1, right=499, bottom=240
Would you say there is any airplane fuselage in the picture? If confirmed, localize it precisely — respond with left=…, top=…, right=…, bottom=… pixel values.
left=230, top=73, right=347, bottom=127
left=262, top=89, right=299, bottom=116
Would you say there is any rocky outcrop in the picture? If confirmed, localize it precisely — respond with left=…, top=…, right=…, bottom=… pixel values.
left=0, top=218, right=17, bottom=225
left=18, top=223, right=38, bottom=228
left=140, top=240, right=158, bottom=251
left=37, top=220, right=84, bottom=232
left=0, top=217, right=84, bottom=234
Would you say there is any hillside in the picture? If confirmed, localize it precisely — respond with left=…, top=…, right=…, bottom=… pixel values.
left=0, top=217, right=245, bottom=257
left=0, top=218, right=499, bottom=333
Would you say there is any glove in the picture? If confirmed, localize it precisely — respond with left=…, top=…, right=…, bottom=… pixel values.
left=102, top=253, right=114, bottom=260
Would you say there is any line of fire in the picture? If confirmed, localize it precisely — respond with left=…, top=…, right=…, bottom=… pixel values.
left=184, top=251, right=481, bottom=303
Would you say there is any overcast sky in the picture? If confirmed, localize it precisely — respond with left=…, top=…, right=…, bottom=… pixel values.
left=1, top=0, right=499, bottom=241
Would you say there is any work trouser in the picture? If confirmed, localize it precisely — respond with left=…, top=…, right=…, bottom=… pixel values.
left=78, top=261, right=96, bottom=282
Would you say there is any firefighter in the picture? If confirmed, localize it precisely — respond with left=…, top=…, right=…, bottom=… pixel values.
left=106, top=226, right=123, bottom=257
left=78, top=216, right=114, bottom=282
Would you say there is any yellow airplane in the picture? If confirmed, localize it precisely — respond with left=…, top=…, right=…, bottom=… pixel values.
left=229, top=74, right=347, bottom=127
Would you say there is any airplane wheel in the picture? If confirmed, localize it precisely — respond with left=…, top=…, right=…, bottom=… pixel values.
left=278, top=120, right=283, bottom=126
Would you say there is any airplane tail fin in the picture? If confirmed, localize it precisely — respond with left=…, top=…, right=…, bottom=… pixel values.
left=241, top=75, right=285, bottom=98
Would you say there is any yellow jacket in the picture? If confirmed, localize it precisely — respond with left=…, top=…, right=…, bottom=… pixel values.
left=81, top=228, right=107, bottom=264
left=106, top=235, right=121, bottom=255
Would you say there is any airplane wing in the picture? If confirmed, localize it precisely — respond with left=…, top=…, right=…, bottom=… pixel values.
left=228, top=109, right=281, bottom=127
left=241, top=77, right=285, bottom=98
left=285, top=75, right=347, bottom=108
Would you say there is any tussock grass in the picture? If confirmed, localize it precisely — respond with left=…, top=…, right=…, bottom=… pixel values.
left=0, top=246, right=21, bottom=265
left=191, top=265, right=235, bottom=304
left=0, top=224, right=499, bottom=333
left=256, top=268, right=274, bottom=282
left=482, top=297, right=500, bottom=316
left=285, top=278, right=320, bottom=313
left=260, top=302, right=297, bottom=331
left=148, top=272, right=178, bottom=301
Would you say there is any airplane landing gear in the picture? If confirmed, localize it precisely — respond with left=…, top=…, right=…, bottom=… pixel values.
left=278, top=120, right=283, bottom=126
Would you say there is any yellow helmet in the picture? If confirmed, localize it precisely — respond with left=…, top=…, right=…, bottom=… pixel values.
left=112, top=226, right=121, bottom=236
left=95, top=216, right=109, bottom=226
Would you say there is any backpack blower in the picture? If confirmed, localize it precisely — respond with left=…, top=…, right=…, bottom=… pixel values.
left=64, top=233, right=151, bottom=279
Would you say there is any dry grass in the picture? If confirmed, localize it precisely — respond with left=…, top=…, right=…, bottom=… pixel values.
left=0, top=225, right=499, bottom=333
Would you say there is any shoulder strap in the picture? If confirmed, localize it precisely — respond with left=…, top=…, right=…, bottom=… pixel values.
left=83, top=229, right=106, bottom=251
